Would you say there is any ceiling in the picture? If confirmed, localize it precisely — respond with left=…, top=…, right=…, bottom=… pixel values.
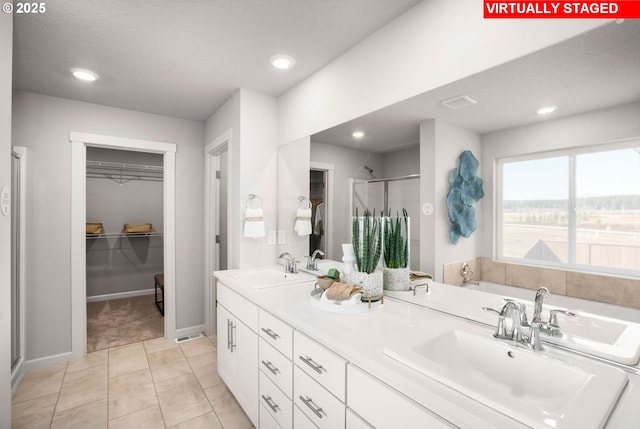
left=12, top=0, right=422, bottom=122
left=312, top=20, right=640, bottom=152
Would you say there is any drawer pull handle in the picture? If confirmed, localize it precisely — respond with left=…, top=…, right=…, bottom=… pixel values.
left=298, top=355, right=325, bottom=374
left=226, top=319, right=232, bottom=350
left=261, top=394, right=280, bottom=413
left=230, top=322, right=237, bottom=352
left=261, top=360, right=280, bottom=375
left=299, top=395, right=325, bottom=419
left=261, top=327, right=280, bottom=340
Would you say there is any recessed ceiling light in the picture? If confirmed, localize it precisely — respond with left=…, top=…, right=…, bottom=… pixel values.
left=352, top=131, right=365, bottom=139
left=271, top=54, right=296, bottom=70
left=70, top=68, right=99, bottom=82
left=536, top=106, right=557, bottom=115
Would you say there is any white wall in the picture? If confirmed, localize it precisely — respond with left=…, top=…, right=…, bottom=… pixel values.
left=205, top=89, right=279, bottom=269
left=420, top=120, right=482, bottom=281
left=480, top=101, right=640, bottom=258
left=12, top=91, right=205, bottom=360
left=381, top=144, right=419, bottom=178
left=278, top=0, right=606, bottom=144
left=0, top=8, right=13, bottom=428
left=310, top=142, right=383, bottom=260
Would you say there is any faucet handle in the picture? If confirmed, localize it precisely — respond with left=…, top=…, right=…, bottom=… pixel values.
left=546, top=309, right=576, bottom=337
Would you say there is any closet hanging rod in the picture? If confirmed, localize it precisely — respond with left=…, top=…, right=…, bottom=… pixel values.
left=86, top=172, right=164, bottom=183
left=86, top=160, right=164, bottom=173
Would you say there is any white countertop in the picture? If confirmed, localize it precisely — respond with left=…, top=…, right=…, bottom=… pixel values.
left=214, top=267, right=640, bottom=429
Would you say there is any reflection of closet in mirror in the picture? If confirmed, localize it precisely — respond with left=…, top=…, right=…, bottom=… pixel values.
left=309, top=169, right=326, bottom=256
left=351, top=174, right=420, bottom=270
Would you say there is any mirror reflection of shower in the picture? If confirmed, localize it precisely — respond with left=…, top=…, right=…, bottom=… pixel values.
left=350, top=173, right=420, bottom=270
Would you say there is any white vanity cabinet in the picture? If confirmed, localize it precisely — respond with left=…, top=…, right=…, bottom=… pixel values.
left=216, top=282, right=259, bottom=426
left=293, top=331, right=347, bottom=429
left=347, top=365, right=454, bottom=429
left=258, top=309, right=295, bottom=429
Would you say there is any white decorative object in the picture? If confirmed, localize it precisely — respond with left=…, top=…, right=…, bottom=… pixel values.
left=341, top=243, right=355, bottom=276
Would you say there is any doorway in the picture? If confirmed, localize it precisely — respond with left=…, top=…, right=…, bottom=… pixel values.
left=85, top=147, right=165, bottom=351
left=204, top=129, right=232, bottom=336
left=309, top=162, right=334, bottom=259
left=70, top=132, right=177, bottom=359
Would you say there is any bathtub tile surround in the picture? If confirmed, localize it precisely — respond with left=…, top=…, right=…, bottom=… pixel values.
left=442, top=258, right=640, bottom=310
left=505, top=263, right=567, bottom=295
left=567, top=271, right=640, bottom=309
left=443, top=258, right=482, bottom=285
left=11, top=336, right=253, bottom=429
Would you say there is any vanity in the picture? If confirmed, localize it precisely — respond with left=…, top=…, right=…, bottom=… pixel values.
left=214, top=266, right=640, bottom=429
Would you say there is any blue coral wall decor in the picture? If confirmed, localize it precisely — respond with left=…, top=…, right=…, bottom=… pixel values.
left=447, top=150, right=484, bottom=244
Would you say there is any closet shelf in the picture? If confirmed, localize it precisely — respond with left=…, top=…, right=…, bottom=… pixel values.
left=86, top=232, right=163, bottom=239
left=86, top=160, right=164, bottom=183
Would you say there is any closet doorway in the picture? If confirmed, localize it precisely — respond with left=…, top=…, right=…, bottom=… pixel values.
left=309, top=162, right=334, bottom=259
left=70, top=132, right=177, bottom=359
left=85, top=147, right=165, bottom=352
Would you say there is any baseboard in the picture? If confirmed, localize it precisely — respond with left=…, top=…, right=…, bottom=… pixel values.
left=174, top=324, right=207, bottom=340
left=24, top=352, right=73, bottom=372
left=86, top=288, right=155, bottom=303
left=11, top=360, right=26, bottom=398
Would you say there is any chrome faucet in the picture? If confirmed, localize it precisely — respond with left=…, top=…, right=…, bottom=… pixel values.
left=306, top=249, right=325, bottom=271
left=278, top=252, right=298, bottom=274
left=483, top=287, right=577, bottom=351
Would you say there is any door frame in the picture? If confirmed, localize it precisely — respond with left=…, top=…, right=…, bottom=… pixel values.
left=204, top=129, right=232, bottom=335
left=10, top=147, right=26, bottom=385
left=70, top=132, right=177, bottom=359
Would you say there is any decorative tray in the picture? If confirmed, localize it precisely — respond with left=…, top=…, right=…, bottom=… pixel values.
left=309, top=288, right=384, bottom=314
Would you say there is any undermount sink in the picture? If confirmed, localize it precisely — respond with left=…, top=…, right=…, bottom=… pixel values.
left=227, top=267, right=314, bottom=289
left=385, top=329, right=627, bottom=429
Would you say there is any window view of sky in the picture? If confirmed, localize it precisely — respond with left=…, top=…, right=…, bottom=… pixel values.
left=503, top=147, right=640, bottom=201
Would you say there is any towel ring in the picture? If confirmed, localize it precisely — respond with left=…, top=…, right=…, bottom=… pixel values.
left=246, top=193, right=263, bottom=209
left=297, top=195, right=312, bottom=209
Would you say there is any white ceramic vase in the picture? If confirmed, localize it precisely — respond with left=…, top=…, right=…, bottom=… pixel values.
left=383, top=267, right=411, bottom=291
left=347, top=270, right=383, bottom=301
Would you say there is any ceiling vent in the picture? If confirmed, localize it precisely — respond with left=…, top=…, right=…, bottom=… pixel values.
left=440, top=95, right=478, bottom=110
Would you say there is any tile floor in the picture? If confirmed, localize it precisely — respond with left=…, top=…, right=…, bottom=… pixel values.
left=11, top=336, right=254, bottom=429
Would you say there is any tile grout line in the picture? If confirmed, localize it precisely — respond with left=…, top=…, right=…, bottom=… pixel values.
left=143, top=340, right=169, bottom=429
left=181, top=339, right=224, bottom=426
left=48, top=361, right=69, bottom=429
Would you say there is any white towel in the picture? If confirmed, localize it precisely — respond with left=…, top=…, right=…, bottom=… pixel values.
left=320, top=290, right=361, bottom=306
left=244, top=208, right=265, bottom=238
left=294, top=208, right=312, bottom=236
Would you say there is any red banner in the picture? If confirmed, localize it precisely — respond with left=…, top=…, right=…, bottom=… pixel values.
left=484, top=1, right=640, bottom=18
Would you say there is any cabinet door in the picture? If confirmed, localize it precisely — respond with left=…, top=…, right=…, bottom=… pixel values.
left=236, top=318, right=259, bottom=427
left=216, top=304, right=237, bottom=392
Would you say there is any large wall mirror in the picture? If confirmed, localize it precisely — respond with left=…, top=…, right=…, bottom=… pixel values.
left=277, top=21, right=640, bottom=289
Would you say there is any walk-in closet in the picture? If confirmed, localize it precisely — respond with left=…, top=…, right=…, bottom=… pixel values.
left=85, top=147, right=165, bottom=352
left=309, top=169, right=326, bottom=255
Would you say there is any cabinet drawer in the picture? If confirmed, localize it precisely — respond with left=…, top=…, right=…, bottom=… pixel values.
left=347, top=365, right=454, bottom=429
left=259, top=309, right=293, bottom=359
left=217, top=282, right=258, bottom=331
left=294, top=331, right=346, bottom=401
left=294, top=366, right=345, bottom=429
left=260, top=371, right=292, bottom=429
left=294, top=404, right=319, bottom=429
left=260, top=338, right=293, bottom=399
left=260, top=404, right=282, bottom=429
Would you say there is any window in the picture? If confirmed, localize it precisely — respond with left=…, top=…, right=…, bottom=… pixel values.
left=498, top=143, right=640, bottom=275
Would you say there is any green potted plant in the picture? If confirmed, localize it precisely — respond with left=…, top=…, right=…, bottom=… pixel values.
left=349, top=208, right=384, bottom=301
left=383, top=209, right=410, bottom=291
